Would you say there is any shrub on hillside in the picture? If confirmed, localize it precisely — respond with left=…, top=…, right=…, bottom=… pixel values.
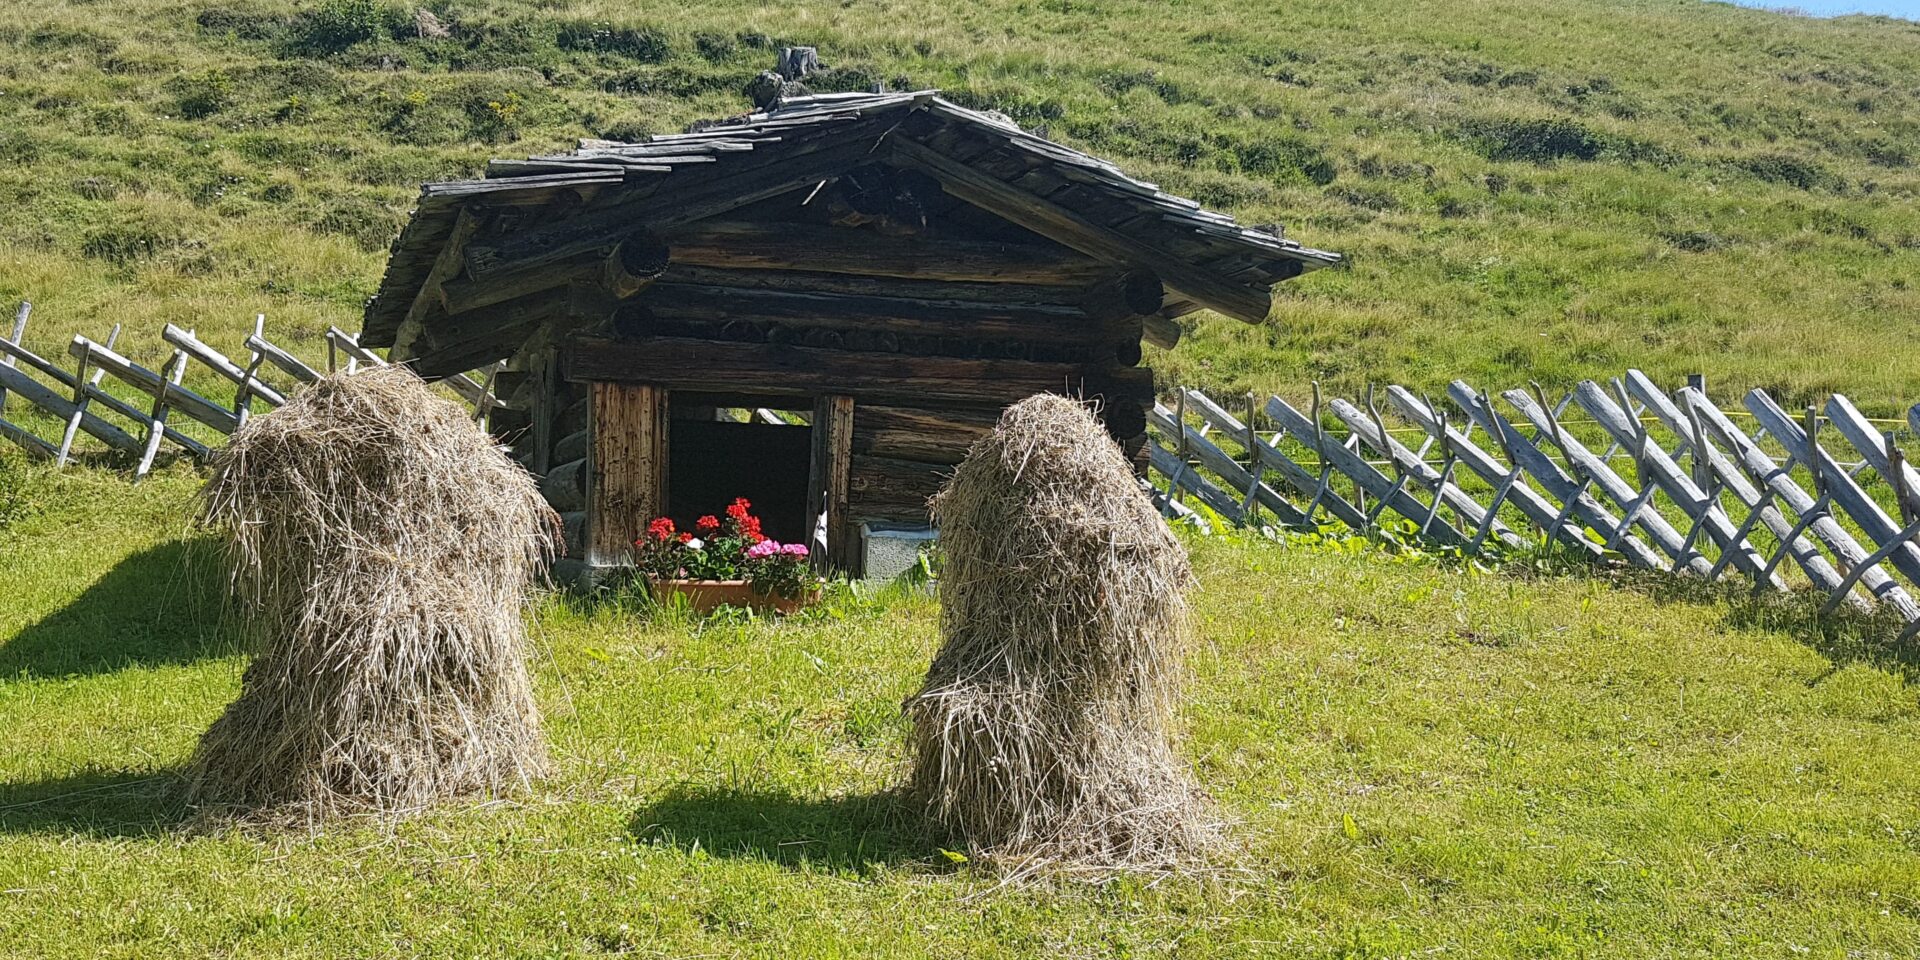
left=1463, top=117, right=1606, bottom=163
left=1738, top=153, right=1841, bottom=191
left=81, top=220, right=183, bottom=264
left=281, top=0, right=404, bottom=57
left=555, top=20, right=671, bottom=62
left=168, top=69, right=233, bottom=119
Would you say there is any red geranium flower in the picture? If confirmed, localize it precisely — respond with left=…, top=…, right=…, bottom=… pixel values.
left=726, top=497, right=753, bottom=521
left=696, top=514, right=721, bottom=532
left=678, top=531, right=693, bottom=543
left=646, top=517, right=676, bottom=541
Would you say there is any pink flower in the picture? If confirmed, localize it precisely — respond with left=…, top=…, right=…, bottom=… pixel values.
left=744, top=539, right=780, bottom=560
left=780, top=543, right=809, bottom=558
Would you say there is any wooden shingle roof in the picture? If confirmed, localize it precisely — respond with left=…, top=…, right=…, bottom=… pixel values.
left=361, top=90, right=1340, bottom=348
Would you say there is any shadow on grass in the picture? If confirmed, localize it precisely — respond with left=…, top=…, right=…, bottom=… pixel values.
left=0, top=538, right=239, bottom=679
left=0, top=765, right=189, bottom=838
left=1615, top=567, right=1920, bottom=680
left=629, top=784, right=940, bottom=872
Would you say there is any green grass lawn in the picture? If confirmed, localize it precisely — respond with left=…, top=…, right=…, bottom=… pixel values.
left=3, top=462, right=1918, bottom=958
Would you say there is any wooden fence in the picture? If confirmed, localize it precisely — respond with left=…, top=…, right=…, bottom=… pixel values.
left=0, top=301, right=500, bottom=477
left=1147, top=376, right=1920, bottom=643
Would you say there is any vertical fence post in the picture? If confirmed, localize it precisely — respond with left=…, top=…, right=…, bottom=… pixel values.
left=1171, top=389, right=1188, bottom=506
left=234, top=314, right=267, bottom=428
left=1242, top=391, right=1261, bottom=525
left=0, top=301, right=27, bottom=416
left=135, top=350, right=188, bottom=479
left=56, top=323, right=120, bottom=468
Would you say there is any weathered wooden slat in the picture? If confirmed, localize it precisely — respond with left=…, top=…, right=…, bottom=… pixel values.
left=563, top=335, right=1153, bottom=409
left=1571, top=381, right=1777, bottom=585
left=665, top=220, right=1110, bottom=285
left=246, top=332, right=321, bottom=383
left=892, top=136, right=1276, bottom=324
left=1502, top=387, right=1712, bottom=575
left=1180, top=388, right=1368, bottom=531
left=1263, top=395, right=1469, bottom=546
left=162, top=324, right=288, bottom=407
left=1825, top=395, right=1920, bottom=515
left=852, top=404, right=996, bottom=464
left=633, top=283, right=1124, bottom=345
left=1145, top=438, right=1246, bottom=522
left=1385, top=387, right=1602, bottom=557
left=809, top=394, right=856, bottom=570
left=1676, top=386, right=1916, bottom=618
left=1328, top=396, right=1528, bottom=550
left=1149, top=402, right=1306, bottom=526
left=0, top=332, right=206, bottom=459
left=587, top=382, right=667, bottom=566
left=1748, top=390, right=1920, bottom=589
left=135, top=351, right=188, bottom=478
left=57, top=329, right=117, bottom=467
left=0, top=414, right=54, bottom=459
left=0, top=360, right=141, bottom=454
left=467, top=130, right=895, bottom=279
left=1909, top=405, right=1920, bottom=444
left=1447, top=381, right=1668, bottom=571
left=0, top=301, right=27, bottom=416
left=1623, top=372, right=1853, bottom=607
left=67, top=336, right=238, bottom=435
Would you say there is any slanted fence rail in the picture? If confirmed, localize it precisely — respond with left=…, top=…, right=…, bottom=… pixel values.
left=0, top=301, right=499, bottom=477
left=1147, top=376, right=1920, bottom=642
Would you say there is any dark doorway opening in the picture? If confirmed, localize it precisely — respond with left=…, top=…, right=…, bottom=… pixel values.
left=667, top=396, right=813, bottom=545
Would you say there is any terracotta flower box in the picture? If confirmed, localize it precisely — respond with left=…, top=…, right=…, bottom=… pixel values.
left=650, top=578, right=818, bottom=615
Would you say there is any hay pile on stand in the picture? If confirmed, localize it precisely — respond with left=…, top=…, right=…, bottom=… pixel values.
left=904, top=393, right=1218, bottom=874
left=186, top=366, right=558, bottom=821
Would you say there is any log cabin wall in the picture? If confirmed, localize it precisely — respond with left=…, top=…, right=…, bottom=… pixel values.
left=358, top=90, right=1342, bottom=574
left=543, top=216, right=1159, bottom=570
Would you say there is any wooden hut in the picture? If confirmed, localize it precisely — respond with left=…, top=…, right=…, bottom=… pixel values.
left=360, top=91, right=1339, bottom=574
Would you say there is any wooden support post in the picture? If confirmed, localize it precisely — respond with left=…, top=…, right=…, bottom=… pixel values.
left=0, top=301, right=27, bottom=416
left=807, top=394, right=855, bottom=574
left=587, top=381, right=668, bottom=567
left=57, top=324, right=119, bottom=467
left=136, top=351, right=188, bottom=479
left=234, top=314, right=267, bottom=427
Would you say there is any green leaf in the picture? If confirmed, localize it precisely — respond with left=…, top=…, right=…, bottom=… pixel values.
left=938, top=848, right=969, bottom=864
left=1342, top=813, right=1361, bottom=841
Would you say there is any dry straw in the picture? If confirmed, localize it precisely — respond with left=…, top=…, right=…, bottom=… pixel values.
left=905, top=393, right=1219, bottom=875
left=187, top=366, right=558, bottom=821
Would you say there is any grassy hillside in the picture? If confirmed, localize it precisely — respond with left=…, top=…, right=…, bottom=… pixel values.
left=2, top=465, right=1917, bottom=958
left=0, top=0, right=1916, bottom=417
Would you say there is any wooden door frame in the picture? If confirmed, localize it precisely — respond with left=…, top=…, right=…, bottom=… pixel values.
left=588, top=382, right=854, bottom=573
left=805, top=393, right=855, bottom=574
left=586, top=380, right=669, bottom=567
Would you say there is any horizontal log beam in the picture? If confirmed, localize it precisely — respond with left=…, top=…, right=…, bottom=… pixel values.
left=628, top=283, right=1127, bottom=345
left=562, top=335, right=1152, bottom=409
left=665, top=219, right=1109, bottom=285
left=891, top=135, right=1276, bottom=324
left=654, top=264, right=1089, bottom=306
left=853, top=404, right=1000, bottom=464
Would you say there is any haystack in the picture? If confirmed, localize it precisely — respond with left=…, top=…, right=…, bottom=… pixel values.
left=904, top=393, right=1217, bottom=872
left=187, top=366, right=558, bottom=820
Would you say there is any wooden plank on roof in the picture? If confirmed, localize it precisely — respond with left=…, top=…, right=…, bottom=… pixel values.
left=891, top=136, right=1276, bottom=325
left=464, top=129, right=895, bottom=279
